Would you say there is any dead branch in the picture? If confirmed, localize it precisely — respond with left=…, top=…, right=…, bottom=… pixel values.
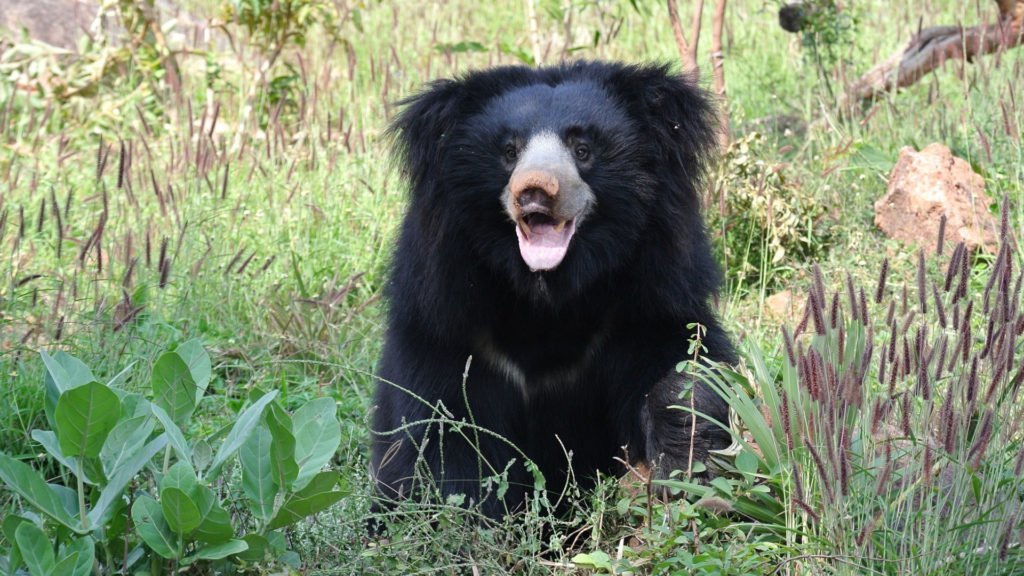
left=666, top=0, right=731, bottom=144
left=525, top=0, right=543, bottom=66
left=844, top=0, right=1024, bottom=107
left=666, top=0, right=702, bottom=73
left=710, top=0, right=729, bottom=144
left=687, top=0, right=705, bottom=73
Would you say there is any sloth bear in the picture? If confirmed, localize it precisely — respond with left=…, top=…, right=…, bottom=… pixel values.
left=371, top=61, right=735, bottom=519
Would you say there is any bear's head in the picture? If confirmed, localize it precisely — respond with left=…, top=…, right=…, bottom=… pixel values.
left=390, top=62, right=718, bottom=306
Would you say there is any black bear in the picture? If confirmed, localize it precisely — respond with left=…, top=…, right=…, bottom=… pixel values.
left=371, top=61, right=735, bottom=519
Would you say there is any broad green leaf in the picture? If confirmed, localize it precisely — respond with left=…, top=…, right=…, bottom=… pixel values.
left=736, top=449, right=759, bottom=477
left=55, top=382, right=121, bottom=458
left=292, top=397, right=340, bottom=491
left=192, top=439, right=213, bottom=471
left=265, top=404, right=298, bottom=489
left=88, top=435, right=169, bottom=528
left=279, top=550, right=301, bottom=569
left=160, top=461, right=198, bottom=496
left=40, top=350, right=95, bottom=430
left=191, top=485, right=233, bottom=544
left=267, top=471, right=348, bottom=530
left=2, top=515, right=31, bottom=571
left=31, top=430, right=96, bottom=485
left=132, top=495, right=177, bottom=560
left=151, top=352, right=197, bottom=426
left=710, top=476, right=733, bottom=496
left=191, top=481, right=214, bottom=519
left=205, top=390, right=278, bottom=481
left=48, top=553, right=80, bottom=576
left=174, top=339, right=212, bottom=403
left=240, top=425, right=277, bottom=520
left=265, top=530, right=287, bottom=554
left=14, top=522, right=54, bottom=576
left=150, top=403, right=192, bottom=464
left=572, top=550, right=613, bottom=570
left=0, top=452, right=79, bottom=531
left=115, top=392, right=150, bottom=418
left=99, top=415, right=155, bottom=479
left=49, top=484, right=78, bottom=521
left=161, top=487, right=202, bottom=535
left=60, top=536, right=94, bottom=576
left=235, top=533, right=269, bottom=563
left=183, top=539, right=248, bottom=564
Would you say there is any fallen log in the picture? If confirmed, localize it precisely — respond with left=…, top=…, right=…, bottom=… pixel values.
left=843, top=0, right=1024, bottom=108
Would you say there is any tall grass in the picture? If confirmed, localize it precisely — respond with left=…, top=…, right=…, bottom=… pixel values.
left=692, top=201, right=1024, bottom=574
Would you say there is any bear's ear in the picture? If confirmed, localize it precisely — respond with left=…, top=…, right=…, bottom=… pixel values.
left=388, top=79, right=464, bottom=189
left=607, top=64, right=719, bottom=174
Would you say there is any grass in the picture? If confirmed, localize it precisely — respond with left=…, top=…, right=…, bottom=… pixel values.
left=1, top=0, right=1022, bottom=574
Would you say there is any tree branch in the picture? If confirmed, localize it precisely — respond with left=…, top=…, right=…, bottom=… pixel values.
left=687, top=0, right=705, bottom=73
left=666, top=0, right=693, bottom=72
left=843, top=0, right=1024, bottom=107
left=666, top=0, right=704, bottom=73
left=710, top=0, right=728, bottom=144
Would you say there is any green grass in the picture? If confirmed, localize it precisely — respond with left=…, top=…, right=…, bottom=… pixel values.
left=1, top=0, right=1023, bottom=573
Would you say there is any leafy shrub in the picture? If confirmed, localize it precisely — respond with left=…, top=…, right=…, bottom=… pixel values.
left=781, top=0, right=859, bottom=99
left=794, top=1, right=858, bottom=68
left=222, top=0, right=342, bottom=54
left=0, top=340, right=347, bottom=574
left=216, top=0, right=346, bottom=148
left=708, top=132, right=831, bottom=292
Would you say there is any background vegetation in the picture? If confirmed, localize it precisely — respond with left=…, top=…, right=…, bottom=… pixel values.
left=0, top=0, right=1021, bottom=574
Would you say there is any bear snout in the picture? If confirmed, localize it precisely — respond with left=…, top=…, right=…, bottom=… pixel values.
left=511, top=170, right=560, bottom=203
left=515, top=185, right=556, bottom=217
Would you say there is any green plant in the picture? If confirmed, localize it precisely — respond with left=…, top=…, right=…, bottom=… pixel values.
left=709, top=132, right=831, bottom=295
left=0, top=340, right=347, bottom=574
left=567, top=322, right=787, bottom=576
left=218, top=0, right=344, bottom=150
left=223, top=0, right=341, bottom=58
left=788, top=0, right=859, bottom=99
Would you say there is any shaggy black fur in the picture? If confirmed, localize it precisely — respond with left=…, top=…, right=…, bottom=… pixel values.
left=371, top=61, right=736, bottom=519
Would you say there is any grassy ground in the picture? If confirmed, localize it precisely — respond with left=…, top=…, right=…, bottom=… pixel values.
left=1, top=0, right=1022, bottom=574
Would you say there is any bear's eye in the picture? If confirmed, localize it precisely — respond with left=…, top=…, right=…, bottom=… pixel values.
left=504, top=143, right=518, bottom=163
left=574, top=143, right=591, bottom=162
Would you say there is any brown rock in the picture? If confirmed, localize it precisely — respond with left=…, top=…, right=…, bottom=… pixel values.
left=0, top=0, right=99, bottom=49
left=765, top=289, right=806, bottom=325
left=875, top=143, right=998, bottom=254
left=1, top=1, right=204, bottom=51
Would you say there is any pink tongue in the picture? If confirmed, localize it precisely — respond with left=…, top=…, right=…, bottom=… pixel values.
left=515, top=220, right=575, bottom=271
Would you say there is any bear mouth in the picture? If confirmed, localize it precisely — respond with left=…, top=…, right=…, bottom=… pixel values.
left=515, top=212, right=576, bottom=272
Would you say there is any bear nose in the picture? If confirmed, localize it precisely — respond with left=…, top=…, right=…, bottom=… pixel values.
left=510, top=170, right=559, bottom=211
left=517, top=187, right=554, bottom=212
